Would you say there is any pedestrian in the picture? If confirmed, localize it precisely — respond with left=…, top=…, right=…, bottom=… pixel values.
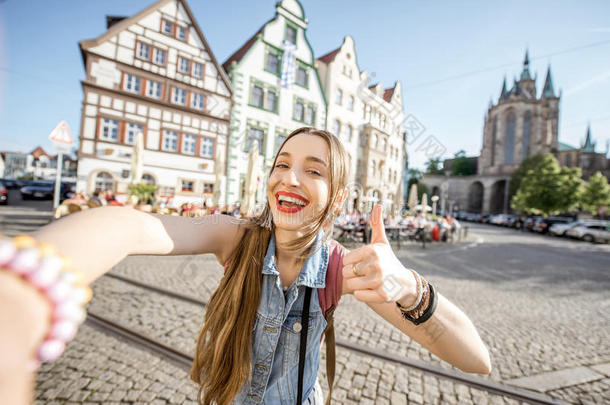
left=0, top=127, right=490, bottom=405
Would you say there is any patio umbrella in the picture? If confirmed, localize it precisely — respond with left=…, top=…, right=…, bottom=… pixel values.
left=130, top=131, right=144, bottom=183
left=408, top=183, right=418, bottom=213
left=213, top=147, right=225, bottom=206
left=421, top=193, right=428, bottom=210
left=243, top=141, right=260, bottom=216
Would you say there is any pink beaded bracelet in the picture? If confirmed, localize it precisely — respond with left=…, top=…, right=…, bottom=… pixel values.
left=0, top=234, right=91, bottom=370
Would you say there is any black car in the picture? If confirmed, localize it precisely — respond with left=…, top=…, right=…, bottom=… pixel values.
left=0, top=181, right=7, bottom=204
left=533, top=216, right=574, bottom=234
left=0, top=178, right=18, bottom=189
left=20, top=181, right=74, bottom=200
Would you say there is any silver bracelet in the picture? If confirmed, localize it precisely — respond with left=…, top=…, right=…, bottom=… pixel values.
left=398, top=269, right=423, bottom=312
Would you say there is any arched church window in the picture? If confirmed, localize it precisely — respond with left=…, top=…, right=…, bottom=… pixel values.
left=504, top=112, right=516, bottom=165
left=491, top=116, right=497, bottom=166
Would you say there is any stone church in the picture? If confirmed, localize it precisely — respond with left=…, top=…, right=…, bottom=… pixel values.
left=423, top=51, right=609, bottom=214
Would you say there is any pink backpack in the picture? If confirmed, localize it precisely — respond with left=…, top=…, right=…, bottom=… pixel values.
left=317, top=239, right=347, bottom=405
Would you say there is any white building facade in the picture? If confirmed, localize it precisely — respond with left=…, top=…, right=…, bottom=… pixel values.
left=222, top=0, right=326, bottom=206
left=76, top=0, right=232, bottom=206
left=316, top=37, right=406, bottom=214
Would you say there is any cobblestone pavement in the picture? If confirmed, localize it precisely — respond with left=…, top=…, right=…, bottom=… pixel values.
left=25, top=220, right=610, bottom=403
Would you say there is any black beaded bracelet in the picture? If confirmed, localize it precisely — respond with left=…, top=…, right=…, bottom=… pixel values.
left=397, top=282, right=438, bottom=325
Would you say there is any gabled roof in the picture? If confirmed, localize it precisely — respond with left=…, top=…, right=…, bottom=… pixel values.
left=383, top=86, right=395, bottom=103
left=79, top=0, right=232, bottom=94
left=317, top=47, right=340, bottom=64
left=30, top=146, right=52, bottom=160
left=222, top=19, right=273, bottom=72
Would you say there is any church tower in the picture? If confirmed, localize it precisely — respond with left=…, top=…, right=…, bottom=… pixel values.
left=479, top=51, right=560, bottom=175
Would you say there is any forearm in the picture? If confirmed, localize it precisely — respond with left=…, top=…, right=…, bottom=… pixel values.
left=31, top=206, right=158, bottom=284
left=409, top=293, right=491, bottom=374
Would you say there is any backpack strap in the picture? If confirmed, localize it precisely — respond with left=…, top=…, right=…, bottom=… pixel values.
left=318, top=239, right=347, bottom=404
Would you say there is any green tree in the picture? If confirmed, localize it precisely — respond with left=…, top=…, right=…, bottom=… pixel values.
left=451, top=150, right=475, bottom=176
left=509, top=154, right=547, bottom=198
left=425, top=158, right=444, bottom=175
left=511, top=154, right=583, bottom=216
left=581, top=172, right=610, bottom=215
left=128, top=183, right=158, bottom=205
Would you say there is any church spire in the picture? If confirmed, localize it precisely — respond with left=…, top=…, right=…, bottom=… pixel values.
left=520, top=49, right=532, bottom=80
left=499, top=76, right=507, bottom=100
left=582, top=125, right=596, bottom=153
left=542, top=65, right=556, bottom=98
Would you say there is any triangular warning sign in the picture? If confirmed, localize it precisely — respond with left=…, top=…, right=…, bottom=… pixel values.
left=49, top=121, right=73, bottom=145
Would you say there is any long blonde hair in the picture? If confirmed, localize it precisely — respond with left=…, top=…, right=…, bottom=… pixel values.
left=190, top=127, right=349, bottom=405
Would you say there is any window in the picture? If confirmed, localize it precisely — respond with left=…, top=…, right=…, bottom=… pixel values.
left=346, top=125, right=353, bottom=142
left=94, top=172, right=114, bottom=191
left=285, top=25, right=297, bottom=45
left=100, top=118, right=119, bottom=142
left=182, top=134, right=197, bottom=155
left=125, top=123, right=143, bottom=145
left=192, top=62, right=203, bottom=78
left=162, top=20, right=173, bottom=35
left=137, top=42, right=150, bottom=60
left=251, top=85, right=264, bottom=108
left=191, top=93, right=205, bottom=110
left=246, top=128, right=264, bottom=153
left=504, top=112, right=516, bottom=164
left=153, top=48, right=166, bottom=65
left=200, top=137, right=214, bottom=158
left=172, top=87, right=187, bottom=105
left=177, top=26, right=187, bottom=41
left=178, top=57, right=190, bottom=74
left=294, top=101, right=304, bottom=121
left=181, top=180, right=194, bottom=192
left=296, top=66, right=307, bottom=87
left=124, top=74, right=141, bottom=93
left=203, top=183, right=214, bottom=193
left=333, top=120, right=341, bottom=136
left=274, top=133, right=287, bottom=154
left=265, top=90, right=277, bottom=112
left=522, top=111, right=531, bottom=161
left=304, top=105, right=314, bottom=125
left=146, top=80, right=162, bottom=99
left=336, top=89, right=343, bottom=105
left=348, top=96, right=354, bottom=111
left=265, top=51, right=280, bottom=75
left=142, top=173, right=155, bottom=185
left=162, top=130, right=178, bottom=152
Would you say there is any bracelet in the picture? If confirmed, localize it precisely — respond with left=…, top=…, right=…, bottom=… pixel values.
left=0, top=234, right=91, bottom=369
left=396, top=269, right=423, bottom=312
left=397, top=282, right=438, bottom=325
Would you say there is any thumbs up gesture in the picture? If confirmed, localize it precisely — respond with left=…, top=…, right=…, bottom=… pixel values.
left=342, top=204, right=416, bottom=304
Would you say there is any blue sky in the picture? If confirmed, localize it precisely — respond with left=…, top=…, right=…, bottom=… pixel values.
left=1, top=0, right=609, bottom=169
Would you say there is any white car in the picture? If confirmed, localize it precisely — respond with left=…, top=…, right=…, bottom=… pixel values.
left=549, top=220, right=607, bottom=237
left=565, top=222, right=610, bottom=243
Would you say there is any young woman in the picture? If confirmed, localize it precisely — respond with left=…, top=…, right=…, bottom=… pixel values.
left=0, top=127, right=490, bottom=405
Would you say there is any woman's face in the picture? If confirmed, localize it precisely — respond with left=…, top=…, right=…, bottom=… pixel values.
left=267, top=133, right=330, bottom=231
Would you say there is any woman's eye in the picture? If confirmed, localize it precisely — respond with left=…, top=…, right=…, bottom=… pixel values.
left=308, top=170, right=321, bottom=176
left=275, top=163, right=288, bottom=169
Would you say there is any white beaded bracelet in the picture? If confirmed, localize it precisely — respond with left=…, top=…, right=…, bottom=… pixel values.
left=0, top=235, right=91, bottom=369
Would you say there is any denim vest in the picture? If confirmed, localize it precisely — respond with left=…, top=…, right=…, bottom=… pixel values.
left=233, top=230, right=329, bottom=404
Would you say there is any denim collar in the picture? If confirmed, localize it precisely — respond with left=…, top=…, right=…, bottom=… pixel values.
left=262, top=229, right=329, bottom=289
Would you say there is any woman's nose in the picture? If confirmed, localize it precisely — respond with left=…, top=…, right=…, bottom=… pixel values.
left=281, top=167, right=301, bottom=186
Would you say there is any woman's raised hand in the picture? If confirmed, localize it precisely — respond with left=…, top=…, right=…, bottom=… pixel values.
left=342, top=204, right=416, bottom=304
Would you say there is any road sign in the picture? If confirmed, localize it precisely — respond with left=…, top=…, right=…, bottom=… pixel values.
left=48, top=121, right=73, bottom=208
left=49, top=121, right=73, bottom=153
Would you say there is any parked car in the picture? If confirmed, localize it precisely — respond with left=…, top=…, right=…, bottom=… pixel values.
left=532, top=216, right=573, bottom=234
left=20, top=181, right=73, bottom=200
left=525, top=216, right=542, bottom=232
left=0, top=181, right=7, bottom=204
left=565, top=222, right=610, bottom=243
left=0, top=178, right=18, bottom=189
left=489, top=214, right=508, bottom=226
left=549, top=219, right=606, bottom=237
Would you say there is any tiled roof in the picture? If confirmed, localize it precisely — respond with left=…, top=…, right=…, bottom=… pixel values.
left=383, top=87, right=395, bottom=102
left=317, top=47, right=340, bottom=64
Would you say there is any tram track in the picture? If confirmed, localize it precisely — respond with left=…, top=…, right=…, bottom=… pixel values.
left=93, top=272, right=567, bottom=405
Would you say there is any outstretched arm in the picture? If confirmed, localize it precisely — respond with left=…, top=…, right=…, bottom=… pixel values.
left=341, top=205, right=491, bottom=374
